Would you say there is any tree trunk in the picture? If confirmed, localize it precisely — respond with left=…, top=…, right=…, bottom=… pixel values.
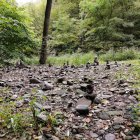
left=39, top=0, right=52, bottom=64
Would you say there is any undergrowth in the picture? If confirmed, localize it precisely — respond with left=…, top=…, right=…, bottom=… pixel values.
left=23, top=49, right=140, bottom=66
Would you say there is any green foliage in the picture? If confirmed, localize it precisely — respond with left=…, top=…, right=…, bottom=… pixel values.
left=24, top=0, right=140, bottom=55
left=100, top=49, right=140, bottom=61
left=2, top=0, right=140, bottom=63
left=0, top=101, right=32, bottom=134
left=0, top=0, right=37, bottom=64
left=47, top=51, right=95, bottom=66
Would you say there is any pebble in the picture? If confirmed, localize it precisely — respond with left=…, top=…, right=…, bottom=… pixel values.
left=105, top=133, right=115, bottom=140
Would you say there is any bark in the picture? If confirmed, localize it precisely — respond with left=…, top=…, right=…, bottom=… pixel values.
left=39, top=0, right=52, bottom=64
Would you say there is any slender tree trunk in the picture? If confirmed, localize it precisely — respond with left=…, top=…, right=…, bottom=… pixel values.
left=39, top=0, right=52, bottom=64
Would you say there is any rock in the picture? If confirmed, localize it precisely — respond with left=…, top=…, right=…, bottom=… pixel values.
left=43, top=105, right=52, bottom=112
left=93, top=57, right=99, bottom=66
left=0, top=82, right=5, bottom=87
left=84, top=93, right=97, bottom=102
left=34, top=102, right=43, bottom=110
left=114, top=61, right=118, bottom=67
left=23, top=98, right=30, bottom=104
left=106, top=111, right=123, bottom=116
left=109, top=87, right=118, bottom=93
left=113, top=125, right=122, bottom=130
left=34, top=102, right=51, bottom=112
left=94, top=97, right=101, bottom=104
left=76, top=89, right=85, bottom=95
left=125, top=136, right=133, bottom=140
left=90, top=131, right=98, bottom=138
left=76, top=105, right=89, bottom=115
left=114, top=102, right=126, bottom=108
left=67, top=101, right=73, bottom=108
left=75, top=134, right=83, bottom=139
left=118, top=79, right=125, bottom=85
left=42, top=81, right=53, bottom=90
left=71, top=125, right=84, bottom=134
left=86, top=62, right=90, bottom=69
left=80, top=84, right=88, bottom=92
left=128, top=95, right=137, bottom=103
left=67, top=80, right=73, bottom=85
left=15, top=60, right=28, bottom=68
left=51, top=136, right=60, bottom=140
left=105, top=133, right=115, bottom=140
left=118, top=90, right=126, bottom=95
left=57, top=77, right=65, bottom=83
left=105, top=60, right=110, bottom=70
left=76, top=97, right=91, bottom=115
left=37, top=112, right=48, bottom=122
left=0, top=72, right=2, bottom=79
left=41, top=134, right=60, bottom=140
left=30, top=78, right=41, bottom=84
left=15, top=100, right=24, bottom=108
left=11, top=94, right=18, bottom=100
left=97, top=130, right=105, bottom=135
left=98, top=111, right=110, bottom=120
left=86, top=84, right=94, bottom=94
left=113, top=117, right=124, bottom=125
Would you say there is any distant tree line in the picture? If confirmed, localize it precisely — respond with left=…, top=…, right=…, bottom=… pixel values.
left=26, top=0, right=140, bottom=54
left=0, top=0, right=140, bottom=64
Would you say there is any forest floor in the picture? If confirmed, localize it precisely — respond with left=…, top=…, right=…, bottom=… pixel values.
left=0, top=62, right=140, bottom=140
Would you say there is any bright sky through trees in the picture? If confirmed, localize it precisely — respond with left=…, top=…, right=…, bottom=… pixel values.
left=16, top=0, right=38, bottom=5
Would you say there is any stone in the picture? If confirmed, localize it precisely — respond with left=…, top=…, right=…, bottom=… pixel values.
left=93, top=57, right=99, bottom=66
left=109, top=88, right=118, bottom=92
left=76, top=97, right=92, bottom=106
left=105, top=133, right=115, bottom=140
left=105, top=60, right=110, bottom=70
left=76, top=97, right=91, bottom=115
left=37, top=112, right=48, bottom=122
left=94, top=97, right=101, bottom=104
left=76, top=89, right=85, bottom=95
left=0, top=82, right=5, bottom=87
left=106, top=111, right=123, bottom=116
left=41, top=134, right=60, bottom=140
left=113, top=117, right=124, bottom=125
left=98, top=112, right=110, bottom=120
left=97, top=130, right=105, bottom=135
left=57, top=77, right=65, bottom=83
left=11, top=94, right=18, bottom=100
left=24, top=98, right=30, bottom=104
left=113, top=125, right=122, bottom=130
left=76, top=105, right=89, bottom=115
left=30, top=78, right=41, bottom=84
left=34, top=102, right=43, bottom=110
left=118, top=79, right=125, bottom=85
left=15, top=100, right=24, bottom=108
left=80, top=84, right=88, bottom=92
left=42, top=81, right=54, bottom=90
left=86, top=62, right=90, bottom=69
left=118, top=90, right=126, bottom=95
left=125, top=136, right=133, bottom=140
left=75, top=134, right=83, bottom=139
left=90, top=131, right=98, bottom=138
left=84, top=93, right=97, bottom=102
left=67, top=80, right=73, bottom=85
left=43, top=105, right=52, bottom=112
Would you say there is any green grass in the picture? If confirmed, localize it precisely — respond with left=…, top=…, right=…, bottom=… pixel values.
left=47, top=52, right=96, bottom=66
left=23, top=49, right=140, bottom=66
left=100, top=49, right=140, bottom=61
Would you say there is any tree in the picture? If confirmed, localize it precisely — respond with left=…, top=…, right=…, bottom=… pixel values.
left=0, top=0, right=36, bottom=64
left=39, top=0, right=52, bottom=64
